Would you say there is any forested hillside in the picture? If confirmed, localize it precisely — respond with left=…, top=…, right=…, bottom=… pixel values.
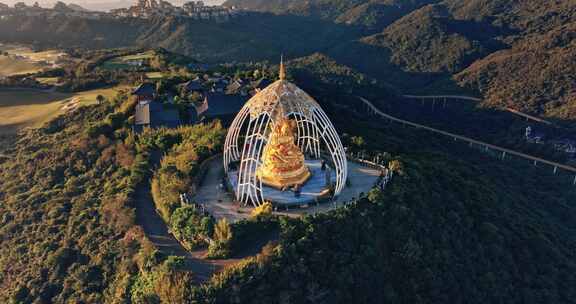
left=0, top=91, right=228, bottom=302
left=2, top=86, right=572, bottom=303
left=0, top=92, right=144, bottom=302
left=224, top=0, right=438, bottom=30
left=2, top=0, right=576, bottom=301
left=351, top=0, right=576, bottom=117
left=224, top=0, right=576, bottom=119
left=1, top=57, right=575, bottom=302
left=360, top=4, right=498, bottom=73
left=191, top=100, right=576, bottom=303
left=0, top=14, right=357, bottom=63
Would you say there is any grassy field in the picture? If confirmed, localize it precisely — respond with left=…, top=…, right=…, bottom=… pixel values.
left=0, top=44, right=64, bottom=62
left=68, top=85, right=130, bottom=106
left=0, top=85, right=129, bottom=135
left=36, top=77, right=60, bottom=85
left=0, top=55, right=44, bottom=77
left=0, top=89, right=70, bottom=134
left=122, top=51, right=155, bottom=61
left=0, top=44, right=68, bottom=77
left=101, top=51, right=155, bottom=70
left=145, top=72, right=165, bottom=79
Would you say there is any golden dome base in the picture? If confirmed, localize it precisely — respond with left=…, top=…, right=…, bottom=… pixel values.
left=257, top=167, right=311, bottom=190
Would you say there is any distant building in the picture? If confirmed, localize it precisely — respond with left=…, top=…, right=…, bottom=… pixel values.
left=107, top=0, right=239, bottom=20
left=525, top=126, right=532, bottom=138
left=211, top=79, right=228, bottom=93
left=132, top=83, right=156, bottom=104
left=553, top=138, right=576, bottom=157
left=251, top=78, right=272, bottom=95
left=0, top=2, right=106, bottom=19
left=182, top=78, right=204, bottom=94
left=188, top=63, right=211, bottom=71
left=134, top=100, right=180, bottom=132
left=196, top=92, right=247, bottom=121
left=126, top=59, right=145, bottom=67
left=226, top=78, right=248, bottom=95
left=525, top=126, right=545, bottom=143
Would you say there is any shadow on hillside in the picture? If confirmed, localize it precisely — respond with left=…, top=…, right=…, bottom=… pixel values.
left=231, top=230, right=279, bottom=259
left=325, top=40, right=457, bottom=94
left=369, top=95, right=576, bottom=164
left=130, top=12, right=366, bottom=64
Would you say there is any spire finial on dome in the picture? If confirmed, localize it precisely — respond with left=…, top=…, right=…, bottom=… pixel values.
left=279, top=54, right=286, bottom=80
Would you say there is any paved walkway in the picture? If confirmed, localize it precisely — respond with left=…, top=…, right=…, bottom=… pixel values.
left=134, top=152, right=241, bottom=283
left=194, top=156, right=382, bottom=222
left=194, top=156, right=251, bottom=222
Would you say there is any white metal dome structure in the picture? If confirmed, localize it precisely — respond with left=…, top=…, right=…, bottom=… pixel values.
left=224, top=61, right=348, bottom=206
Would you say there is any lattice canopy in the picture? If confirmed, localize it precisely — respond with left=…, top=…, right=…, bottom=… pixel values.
left=224, top=75, right=347, bottom=206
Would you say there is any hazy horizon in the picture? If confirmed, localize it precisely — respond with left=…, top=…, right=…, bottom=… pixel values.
left=0, top=0, right=226, bottom=11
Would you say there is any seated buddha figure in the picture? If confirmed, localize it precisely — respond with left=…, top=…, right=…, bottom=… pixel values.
left=256, top=117, right=311, bottom=189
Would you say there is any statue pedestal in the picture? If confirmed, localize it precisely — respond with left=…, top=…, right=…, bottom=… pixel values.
left=230, top=159, right=334, bottom=206
left=258, top=166, right=311, bottom=190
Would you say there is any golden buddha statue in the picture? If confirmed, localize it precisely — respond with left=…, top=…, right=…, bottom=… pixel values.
left=256, top=117, right=311, bottom=189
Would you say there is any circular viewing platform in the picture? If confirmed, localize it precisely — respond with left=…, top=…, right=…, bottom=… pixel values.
left=228, top=159, right=337, bottom=206
left=194, top=156, right=385, bottom=222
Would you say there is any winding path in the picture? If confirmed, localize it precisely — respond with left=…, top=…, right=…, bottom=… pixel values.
left=134, top=152, right=240, bottom=283
left=135, top=181, right=221, bottom=282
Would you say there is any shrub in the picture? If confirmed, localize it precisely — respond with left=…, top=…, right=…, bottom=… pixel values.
left=153, top=270, right=193, bottom=304
left=367, top=188, right=384, bottom=203
left=106, top=112, right=125, bottom=130
left=250, top=202, right=273, bottom=219
left=169, top=206, right=212, bottom=250
left=86, top=121, right=113, bottom=137
left=207, top=241, right=231, bottom=259
left=208, top=219, right=233, bottom=259
left=213, top=218, right=232, bottom=244
left=116, top=143, right=136, bottom=168
left=100, top=194, right=136, bottom=233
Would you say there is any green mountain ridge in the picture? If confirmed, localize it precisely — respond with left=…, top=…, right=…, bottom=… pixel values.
left=224, top=0, right=440, bottom=30
left=0, top=14, right=358, bottom=62
left=222, top=0, right=576, bottom=120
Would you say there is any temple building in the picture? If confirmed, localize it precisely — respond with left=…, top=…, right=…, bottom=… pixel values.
left=195, top=92, right=248, bottom=122
left=224, top=59, right=347, bottom=207
left=132, top=83, right=180, bottom=132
